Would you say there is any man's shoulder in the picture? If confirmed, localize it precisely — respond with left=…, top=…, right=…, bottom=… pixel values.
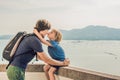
left=26, top=34, right=37, bottom=39
left=25, top=34, right=40, bottom=42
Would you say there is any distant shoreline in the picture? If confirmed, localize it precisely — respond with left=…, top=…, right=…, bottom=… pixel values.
left=1, top=38, right=120, bottom=41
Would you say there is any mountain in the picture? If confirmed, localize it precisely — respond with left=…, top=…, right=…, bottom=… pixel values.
left=60, top=25, right=120, bottom=40
left=1, top=25, right=120, bottom=40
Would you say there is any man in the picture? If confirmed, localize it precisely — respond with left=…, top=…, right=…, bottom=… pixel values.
left=7, top=19, right=69, bottom=80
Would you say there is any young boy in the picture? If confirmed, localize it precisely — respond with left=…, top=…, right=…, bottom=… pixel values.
left=34, top=29, right=66, bottom=80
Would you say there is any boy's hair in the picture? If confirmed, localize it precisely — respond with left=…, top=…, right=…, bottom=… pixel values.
left=34, top=19, right=51, bottom=32
left=52, top=29, right=62, bottom=42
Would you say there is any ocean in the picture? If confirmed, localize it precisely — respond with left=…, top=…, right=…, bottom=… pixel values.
left=0, top=39, right=120, bottom=76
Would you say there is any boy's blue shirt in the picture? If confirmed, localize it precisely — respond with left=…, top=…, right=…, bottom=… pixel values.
left=48, top=40, right=65, bottom=61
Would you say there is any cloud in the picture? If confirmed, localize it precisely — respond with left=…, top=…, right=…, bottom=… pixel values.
left=0, top=0, right=71, bottom=14
left=1, top=0, right=120, bottom=14
left=0, top=0, right=69, bottom=10
left=0, top=0, right=120, bottom=34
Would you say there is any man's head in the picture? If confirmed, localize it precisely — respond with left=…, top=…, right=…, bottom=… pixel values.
left=34, top=19, right=51, bottom=37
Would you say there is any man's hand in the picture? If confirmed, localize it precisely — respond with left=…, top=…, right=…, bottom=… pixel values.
left=63, top=58, right=70, bottom=66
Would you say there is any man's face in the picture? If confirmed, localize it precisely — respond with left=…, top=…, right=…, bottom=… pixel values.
left=40, top=30, right=49, bottom=37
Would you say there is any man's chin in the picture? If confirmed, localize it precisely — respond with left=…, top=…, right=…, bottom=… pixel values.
left=42, top=35, right=45, bottom=38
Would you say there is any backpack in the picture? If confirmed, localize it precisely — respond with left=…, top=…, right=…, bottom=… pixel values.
left=2, top=31, right=27, bottom=69
left=2, top=31, right=38, bottom=69
left=2, top=31, right=27, bottom=61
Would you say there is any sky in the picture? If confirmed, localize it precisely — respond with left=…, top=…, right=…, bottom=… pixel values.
left=0, top=0, right=120, bottom=34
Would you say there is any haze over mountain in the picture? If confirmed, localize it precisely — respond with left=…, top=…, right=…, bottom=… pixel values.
left=0, top=35, right=13, bottom=40
left=1, top=25, right=120, bottom=40
left=60, top=25, right=120, bottom=40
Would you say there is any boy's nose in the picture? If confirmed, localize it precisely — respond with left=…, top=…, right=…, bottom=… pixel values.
left=47, top=33, right=49, bottom=36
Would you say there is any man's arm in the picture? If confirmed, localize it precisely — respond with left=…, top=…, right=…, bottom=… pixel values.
left=33, top=29, right=52, bottom=46
left=37, top=52, right=69, bottom=66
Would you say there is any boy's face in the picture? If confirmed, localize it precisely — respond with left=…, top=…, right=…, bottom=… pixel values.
left=47, top=30, right=55, bottom=40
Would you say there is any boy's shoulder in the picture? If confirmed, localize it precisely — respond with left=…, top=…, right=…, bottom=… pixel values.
left=49, top=40, right=59, bottom=47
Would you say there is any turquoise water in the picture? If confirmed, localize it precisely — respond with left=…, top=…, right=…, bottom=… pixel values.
left=0, top=39, right=120, bottom=76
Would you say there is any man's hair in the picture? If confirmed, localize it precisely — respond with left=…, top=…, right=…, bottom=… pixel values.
left=52, top=29, right=62, bottom=42
left=34, top=19, right=51, bottom=32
